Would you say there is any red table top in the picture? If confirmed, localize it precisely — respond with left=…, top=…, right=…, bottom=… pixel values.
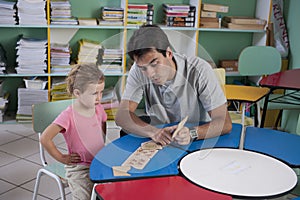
left=94, top=176, right=232, bottom=200
left=259, top=68, right=300, bottom=90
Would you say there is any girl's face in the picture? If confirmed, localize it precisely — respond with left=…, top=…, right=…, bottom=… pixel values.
left=76, top=82, right=105, bottom=109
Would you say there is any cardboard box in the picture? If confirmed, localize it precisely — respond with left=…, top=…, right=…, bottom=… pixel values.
left=223, top=16, right=267, bottom=25
left=202, top=3, right=229, bottom=13
left=200, top=17, right=218, bottom=23
left=201, top=11, right=217, bottom=18
left=222, top=20, right=265, bottom=30
left=200, top=21, right=219, bottom=28
left=219, top=60, right=238, bottom=72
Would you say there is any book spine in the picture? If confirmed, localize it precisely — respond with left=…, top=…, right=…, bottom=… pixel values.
left=166, top=21, right=194, bottom=27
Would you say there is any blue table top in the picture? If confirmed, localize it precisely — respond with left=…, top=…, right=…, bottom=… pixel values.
left=244, top=126, right=300, bottom=167
left=90, top=123, right=242, bottom=183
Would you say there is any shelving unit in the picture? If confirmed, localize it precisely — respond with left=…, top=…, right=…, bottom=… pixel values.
left=0, top=0, right=271, bottom=122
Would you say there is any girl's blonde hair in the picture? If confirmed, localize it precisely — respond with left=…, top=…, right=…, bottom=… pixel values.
left=66, top=64, right=104, bottom=95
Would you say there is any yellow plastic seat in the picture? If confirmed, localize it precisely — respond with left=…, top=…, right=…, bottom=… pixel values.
left=32, top=99, right=73, bottom=200
left=225, top=46, right=281, bottom=148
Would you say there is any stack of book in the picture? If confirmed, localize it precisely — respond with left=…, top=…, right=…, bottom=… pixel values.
left=50, top=78, right=72, bottom=101
left=101, top=87, right=119, bottom=121
left=17, top=87, right=48, bottom=123
left=99, top=7, right=124, bottom=26
left=15, top=36, right=47, bottom=74
left=50, top=43, right=72, bottom=74
left=222, top=16, right=267, bottom=30
left=16, top=0, right=47, bottom=25
left=77, top=39, right=102, bottom=65
left=163, top=4, right=196, bottom=27
left=0, top=0, right=17, bottom=24
left=126, top=3, right=153, bottom=26
left=200, top=3, right=229, bottom=28
left=99, top=48, right=123, bottom=75
left=50, top=0, right=77, bottom=25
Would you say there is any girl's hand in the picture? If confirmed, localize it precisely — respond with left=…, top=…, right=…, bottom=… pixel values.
left=61, top=153, right=81, bottom=165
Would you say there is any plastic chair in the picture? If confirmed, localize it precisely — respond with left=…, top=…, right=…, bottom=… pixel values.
left=32, top=99, right=73, bottom=200
left=225, top=46, right=281, bottom=148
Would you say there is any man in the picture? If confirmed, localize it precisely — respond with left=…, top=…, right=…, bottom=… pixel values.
left=115, top=24, right=232, bottom=146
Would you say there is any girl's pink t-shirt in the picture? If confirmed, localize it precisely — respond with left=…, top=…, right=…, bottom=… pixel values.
left=53, top=104, right=107, bottom=166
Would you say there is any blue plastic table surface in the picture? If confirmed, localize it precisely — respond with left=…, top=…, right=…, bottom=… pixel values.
left=90, top=123, right=242, bottom=183
left=244, top=126, right=300, bottom=167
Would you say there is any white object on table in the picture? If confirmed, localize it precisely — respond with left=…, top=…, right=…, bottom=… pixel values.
left=180, top=148, right=297, bottom=197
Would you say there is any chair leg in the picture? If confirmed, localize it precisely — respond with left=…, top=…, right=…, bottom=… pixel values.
left=90, top=183, right=98, bottom=200
left=32, top=169, right=66, bottom=200
left=256, top=102, right=261, bottom=127
left=52, top=175, right=66, bottom=200
left=32, top=169, right=43, bottom=200
left=239, top=103, right=246, bottom=149
left=274, top=110, right=283, bottom=130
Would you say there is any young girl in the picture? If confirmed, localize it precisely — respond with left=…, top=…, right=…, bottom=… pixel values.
left=40, top=64, right=107, bottom=200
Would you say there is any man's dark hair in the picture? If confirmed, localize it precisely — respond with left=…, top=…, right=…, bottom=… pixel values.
left=127, top=24, right=171, bottom=60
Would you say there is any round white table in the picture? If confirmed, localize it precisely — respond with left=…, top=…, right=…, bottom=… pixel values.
left=180, top=148, right=297, bottom=197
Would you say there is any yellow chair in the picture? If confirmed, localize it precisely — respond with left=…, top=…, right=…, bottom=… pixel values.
left=32, top=99, right=73, bottom=200
left=225, top=46, right=281, bottom=148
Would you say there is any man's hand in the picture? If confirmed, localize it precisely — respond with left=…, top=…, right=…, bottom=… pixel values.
left=173, top=126, right=191, bottom=145
left=151, top=126, right=177, bottom=146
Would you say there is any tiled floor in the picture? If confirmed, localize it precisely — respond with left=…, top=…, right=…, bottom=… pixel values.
left=0, top=122, right=299, bottom=200
left=0, top=122, right=120, bottom=200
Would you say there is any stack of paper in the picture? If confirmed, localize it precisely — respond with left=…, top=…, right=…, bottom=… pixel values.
left=77, top=39, right=102, bottom=65
left=0, top=0, right=17, bottom=24
left=99, top=48, right=123, bottom=75
left=15, top=36, right=47, bottom=74
left=50, top=43, right=72, bottom=74
left=17, top=88, right=48, bottom=122
left=50, top=0, right=77, bottom=25
left=17, top=0, right=47, bottom=25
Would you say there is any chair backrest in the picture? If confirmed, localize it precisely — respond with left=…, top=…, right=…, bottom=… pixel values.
left=238, top=46, right=281, bottom=76
left=32, top=99, right=73, bottom=133
left=213, top=68, right=226, bottom=96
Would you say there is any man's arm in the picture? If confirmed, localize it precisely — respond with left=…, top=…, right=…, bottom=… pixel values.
left=115, top=99, right=176, bottom=145
left=195, top=103, right=232, bottom=139
left=174, top=103, right=232, bottom=145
